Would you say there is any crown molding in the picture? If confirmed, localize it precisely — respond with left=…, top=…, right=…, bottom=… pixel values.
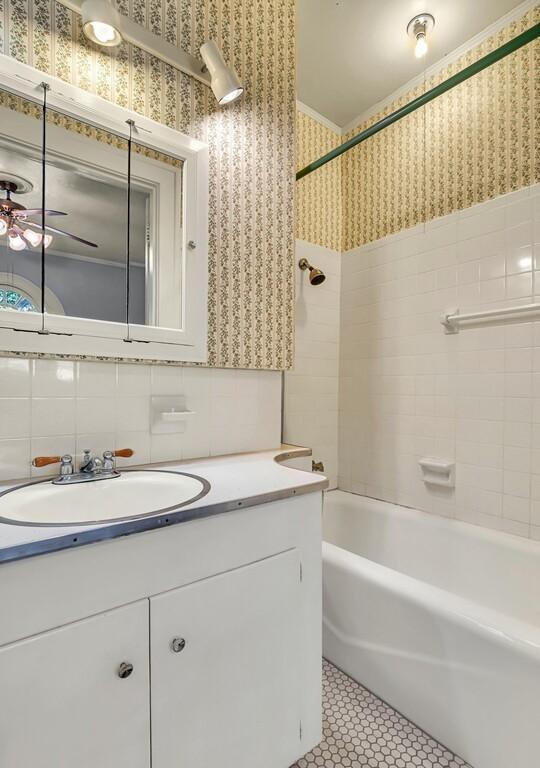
left=296, top=100, right=342, bottom=135
left=341, top=0, right=537, bottom=135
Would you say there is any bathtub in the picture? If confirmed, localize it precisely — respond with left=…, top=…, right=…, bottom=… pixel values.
left=322, top=490, right=540, bottom=768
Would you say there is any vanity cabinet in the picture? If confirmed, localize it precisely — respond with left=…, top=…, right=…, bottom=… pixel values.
left=0, top=600, right=151, bottom=768
left=0, top=493, right=322, bottom=767
left=0, top=549, right=308, bottom=768
left=151, top=549, right=302, bottom=768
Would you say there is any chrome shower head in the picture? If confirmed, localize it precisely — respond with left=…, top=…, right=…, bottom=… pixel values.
left=299, top=257, right=326, bottom=286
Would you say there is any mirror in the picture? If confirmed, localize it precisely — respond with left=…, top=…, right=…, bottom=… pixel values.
left=127, top=137, right=184, bottom=338
left=0, top=61, right=208, bottom=362
left=42, top=105, right=130, bottom=329
left=0, top=89, right=45, bottom=324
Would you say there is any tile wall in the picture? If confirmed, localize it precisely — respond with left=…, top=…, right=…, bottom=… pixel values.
left=283, top=241, right=341, bottom=488
left=0, top=361, right=282, bottom=481
left=339, top=183, right=540, bottom=541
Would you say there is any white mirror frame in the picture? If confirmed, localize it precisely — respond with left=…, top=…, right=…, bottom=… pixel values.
left=0, top=54, right=209, bottom=363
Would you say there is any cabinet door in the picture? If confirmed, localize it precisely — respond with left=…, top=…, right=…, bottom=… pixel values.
left=0, top=600, right=150, bottom=768
left=151, top=549, right=302, bottom=768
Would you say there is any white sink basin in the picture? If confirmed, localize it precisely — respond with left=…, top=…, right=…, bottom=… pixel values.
left=0, top=470, right=210, bottom=526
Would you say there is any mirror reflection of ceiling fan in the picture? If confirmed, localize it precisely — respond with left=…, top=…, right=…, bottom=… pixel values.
left=0, top=175, right=98, bottom=252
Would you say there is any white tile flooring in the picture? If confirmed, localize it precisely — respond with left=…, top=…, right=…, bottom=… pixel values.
left=292, top=660, right=472, bottom=768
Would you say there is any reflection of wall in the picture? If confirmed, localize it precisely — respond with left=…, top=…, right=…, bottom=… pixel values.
left=1, top=0, right=295, bottom=370
left=0, top=247, right=145, bottom=324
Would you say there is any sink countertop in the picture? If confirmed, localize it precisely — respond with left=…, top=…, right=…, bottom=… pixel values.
left=0, top=446, right=327, bottom=564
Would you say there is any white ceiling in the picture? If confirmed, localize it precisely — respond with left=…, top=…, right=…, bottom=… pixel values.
left=297, top=0, right=528, bottom=128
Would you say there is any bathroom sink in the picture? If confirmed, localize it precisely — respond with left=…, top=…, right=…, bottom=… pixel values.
left=0, top=470, right=210, bottom=527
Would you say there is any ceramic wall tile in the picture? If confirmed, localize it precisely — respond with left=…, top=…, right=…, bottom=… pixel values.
left=0, top=363, right=282, bottom=481
left=339, top=183, right=540, bottom=541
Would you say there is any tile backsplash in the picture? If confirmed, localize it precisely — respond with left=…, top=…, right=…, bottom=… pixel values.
left=0, top=360, right=282, bottom=481
left=339, top=182, right=540, bottom=541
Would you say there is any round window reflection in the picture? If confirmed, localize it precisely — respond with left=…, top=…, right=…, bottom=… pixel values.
left=0, top=287, right=36, bottom=312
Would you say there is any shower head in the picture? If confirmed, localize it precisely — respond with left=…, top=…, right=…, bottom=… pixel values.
left=299, top=257, right=326, bottom=286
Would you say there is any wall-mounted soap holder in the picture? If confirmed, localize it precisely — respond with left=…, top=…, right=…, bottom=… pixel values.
left=151, top=396, right=195, bottom=434
left=418, top=458, right=455, bottom=488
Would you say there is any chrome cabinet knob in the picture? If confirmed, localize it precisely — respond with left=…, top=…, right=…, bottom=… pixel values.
left=171, top=637, right=186, bottom=653
left=118, top=661, right=134, bottom=679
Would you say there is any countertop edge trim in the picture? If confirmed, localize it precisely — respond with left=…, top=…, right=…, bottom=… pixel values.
left=0, top=473, right=327, bottom=564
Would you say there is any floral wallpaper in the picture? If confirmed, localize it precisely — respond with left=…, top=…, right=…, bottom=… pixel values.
left=296, top=6, right=540, bottom=252
left=296, top=109, right=342, bottom=252
left=0, top=0, right=296, bottom=370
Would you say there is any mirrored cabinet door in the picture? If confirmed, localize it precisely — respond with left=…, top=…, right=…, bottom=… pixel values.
left=42, top=105, right=129, bottom=340
left=126, top=137, right=186, bottom=345
left=0, top=88, right=45, bottom=332
left=0, top=58, right=208, bottom=362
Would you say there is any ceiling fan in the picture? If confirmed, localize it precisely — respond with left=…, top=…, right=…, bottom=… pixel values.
left=0, top=175, right=98, bottom=252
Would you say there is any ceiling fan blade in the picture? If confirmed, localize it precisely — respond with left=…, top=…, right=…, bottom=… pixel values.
left=13, top=209, right=67, bottom=217
left=24, top=219, right=98, bottom=248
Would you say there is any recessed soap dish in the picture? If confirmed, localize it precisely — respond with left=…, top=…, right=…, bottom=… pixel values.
left=418, top=458, right=455, bottom=488
left=151, top=396, right=195, bottom=434
left=161, top=410, right=195, bottom=423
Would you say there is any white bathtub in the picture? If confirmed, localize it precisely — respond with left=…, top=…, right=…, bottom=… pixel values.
left=322, top=490, right=540, bottom=768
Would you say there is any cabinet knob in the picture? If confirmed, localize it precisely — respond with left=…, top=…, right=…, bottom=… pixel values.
left=171, top=637, right=186, bottom=653
left=118, top=661, right=134, bottom=679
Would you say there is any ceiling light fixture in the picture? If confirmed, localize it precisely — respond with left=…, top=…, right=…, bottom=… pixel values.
left=407, top=13, right=435, bottom=59
left=0, top=177, right=98, bottom=252
left=81, top=0, right=123, bottom=47
left=23, top=228, right=45, bottom=248
left=8, top=232, right=26, bottom=251
left=200, top=41, right=244, bottom=105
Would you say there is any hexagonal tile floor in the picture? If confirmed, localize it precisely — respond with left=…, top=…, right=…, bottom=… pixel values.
left=292, top=660, right=472, bottom=768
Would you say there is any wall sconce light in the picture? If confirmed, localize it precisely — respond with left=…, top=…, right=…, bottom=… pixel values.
left=81, top=0, right=123, bottom=47
left=200, top=41, right=244, bottom=105
left=407, top=13, right=435, bottom=59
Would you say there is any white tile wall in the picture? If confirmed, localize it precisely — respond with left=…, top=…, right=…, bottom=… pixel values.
left=339, top=183, right=540, bottom=541
left=283, top=240, right=341, bottom=488
left=0, top=360, right=282, bottom=481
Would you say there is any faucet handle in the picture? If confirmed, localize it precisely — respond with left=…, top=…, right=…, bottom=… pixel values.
left=32, top=455, right=62, bottom=468
left=59, top=454, right=74, bottom=476
left=112, top=448, right=134, bottom=458
left=103, top=450, right=115, bottom=471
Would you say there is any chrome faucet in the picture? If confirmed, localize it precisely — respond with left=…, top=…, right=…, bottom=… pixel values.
left=80, top=449, right=104, bottom=475
left=32, top=448, right=133, bottom=485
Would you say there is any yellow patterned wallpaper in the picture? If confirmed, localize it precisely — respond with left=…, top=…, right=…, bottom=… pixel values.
left=296, top=6, right=540, bottom=252
left=0, top=0, right=295, bottom=370
left=296, top=110, right=342, bottom=251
